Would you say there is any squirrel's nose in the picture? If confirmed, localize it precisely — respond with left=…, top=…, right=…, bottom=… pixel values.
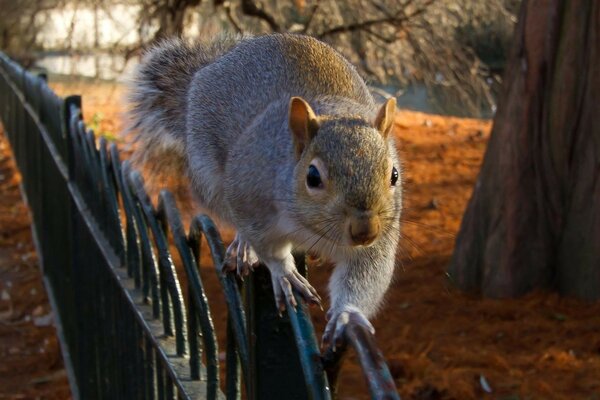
left=349, top=212, right=380, bottom=246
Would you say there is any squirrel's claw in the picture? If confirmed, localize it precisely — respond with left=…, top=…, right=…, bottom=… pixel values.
left=287, top=270, right=322, bottom=305
left=243, top=242, right=259, bottom=272
left=236, top=240, right=252, bottom=276
left=271, top=269, right=321, bottom=313
left=321, top=305, right=375, bottom=351
left=222, top=234, right=260, bottom=277
left=222, top=235, right=239, bottom=272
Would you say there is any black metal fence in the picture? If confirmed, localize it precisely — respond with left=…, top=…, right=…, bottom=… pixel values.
left=0, top=51, right=400, bottom=400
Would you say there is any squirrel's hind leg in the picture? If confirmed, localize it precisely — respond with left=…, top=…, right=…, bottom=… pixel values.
left=223, top=233, right=260, bottom=276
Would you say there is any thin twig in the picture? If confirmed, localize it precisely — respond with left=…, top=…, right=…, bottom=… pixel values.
left=301, top=2, right=320, bottom=34
left=239, top=0, right=280, bottom=32
left=224, top=2, right=243, bottom=33
left=317, top=0, right=435, bottom=39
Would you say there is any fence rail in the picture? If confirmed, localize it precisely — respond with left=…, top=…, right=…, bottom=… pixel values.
left=0, top=51, right=400, bottom=400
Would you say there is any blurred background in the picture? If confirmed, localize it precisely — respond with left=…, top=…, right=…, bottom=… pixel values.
left=0, top=0, right=520, bottom=117
left=2, top=1, right=600, bottom=400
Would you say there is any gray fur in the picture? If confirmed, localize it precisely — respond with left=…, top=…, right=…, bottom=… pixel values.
left=126, top=34, right=244, bottom=169
left=127, top=33, right=402, bottom=337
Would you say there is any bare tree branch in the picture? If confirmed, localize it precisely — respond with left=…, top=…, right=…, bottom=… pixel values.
left=224, top=1, right=243, bottom=33
left=317, top=15, right=406, bottom=38
left=239, top=0, right=280, bottom=32
left=301, top=2, right=319, bottom=34
left=0, top=0, right=516, bottom=118
left=317, top=0, right=435, bottom=39
left=364, top=28, right=397, bottom=44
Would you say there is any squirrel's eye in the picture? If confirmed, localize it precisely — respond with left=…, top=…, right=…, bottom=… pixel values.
left=306, top=165, right=323, bottom=188
left=391, top=166, right=399, bottom=186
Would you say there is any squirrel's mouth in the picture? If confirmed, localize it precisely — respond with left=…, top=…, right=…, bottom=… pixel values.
left=349, top=231, right=378, bottom=247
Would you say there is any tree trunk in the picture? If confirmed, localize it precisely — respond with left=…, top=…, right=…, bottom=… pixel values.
left=449, top=0, right=600, bottom=299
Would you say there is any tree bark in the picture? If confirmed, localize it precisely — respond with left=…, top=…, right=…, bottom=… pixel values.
left=449, top=0, right=600, bottom=299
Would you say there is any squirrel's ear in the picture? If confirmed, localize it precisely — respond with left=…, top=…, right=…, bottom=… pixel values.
left=289, top=97, right=319, bottom=159
left=374, top=98, right=396, bottom=138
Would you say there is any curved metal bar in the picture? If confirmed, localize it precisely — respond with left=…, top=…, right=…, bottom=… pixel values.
left=75, top=121, right=88, bottom=164
left=98, top=138, right=124, bottom=259
left=67, top=113, right=80, bottom=176
left=225, top=318, right=241, bottom=400
left=285, top=295, right=332, bottom=400
left=322, top=345, right=346, bottom=398
left=84, top=129, right=98, bottom=160
left=122, top=161, right=160, bottom=314
left=86, top=129, right=103, bottom=218
left=67, top=104, right=82, bottom=181
left=157, top=191, right=220, bottom=399
left=77, top=122, right=94, bottom=201
left=109, top=146, right=141, bottom=281
left=188, top=215, right=249, bottom=394
left=128, top=170, right=187, bottom=356
left=79, top=125, right=97, bottom=207
left=335, top=322, right=401, bottom=400
left=74, top=120, right=90, bottom=188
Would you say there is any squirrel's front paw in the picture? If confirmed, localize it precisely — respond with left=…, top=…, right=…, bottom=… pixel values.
left=321, top=305, right=375, bottom=350
left=223, top=234, right=260, bottom=277
left=270, top=268, right=321, bottom=313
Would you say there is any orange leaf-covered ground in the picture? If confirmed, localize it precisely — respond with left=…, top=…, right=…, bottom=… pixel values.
left=0, top=80, right=598, bottom=399
left=0, top=130, right=71, bottom=399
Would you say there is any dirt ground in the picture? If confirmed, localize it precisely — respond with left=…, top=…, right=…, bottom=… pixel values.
left=0, top=131, right=71, bottom=399
left=0, top=80, right=599, bottom=399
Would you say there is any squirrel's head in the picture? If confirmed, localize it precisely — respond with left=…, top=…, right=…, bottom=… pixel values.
left=289, top=96, right=401, bottom=248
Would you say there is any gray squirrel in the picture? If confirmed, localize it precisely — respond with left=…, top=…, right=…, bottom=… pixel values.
left=127, top=33, right=402, bottom=348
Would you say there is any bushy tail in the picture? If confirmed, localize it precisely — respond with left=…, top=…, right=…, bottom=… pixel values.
left=127, top=35, right=243, bottom=166
left=125, top=35, right=242, bottom=203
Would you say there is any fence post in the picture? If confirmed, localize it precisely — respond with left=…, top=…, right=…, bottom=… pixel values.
left=245, top=254, right=310, bottom=399
left=51, top=94, right=83, bottom=399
